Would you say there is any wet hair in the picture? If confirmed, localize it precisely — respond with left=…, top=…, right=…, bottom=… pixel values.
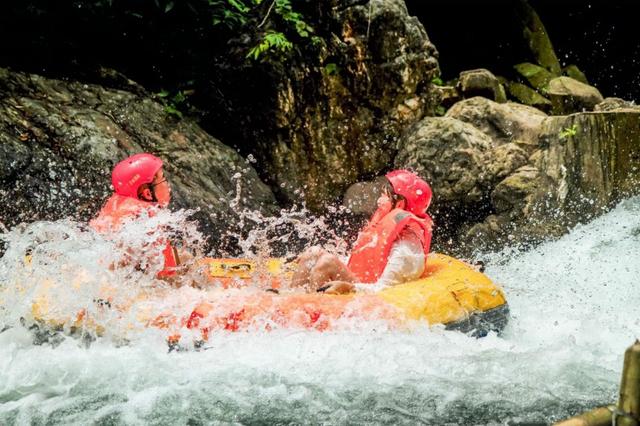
left=375, top=176, right=405, bottom=206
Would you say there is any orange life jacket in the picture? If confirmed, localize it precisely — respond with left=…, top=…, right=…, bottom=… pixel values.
left=347, top=202, right=433, bottom=284
left=90, top=193, right=178, bottom=277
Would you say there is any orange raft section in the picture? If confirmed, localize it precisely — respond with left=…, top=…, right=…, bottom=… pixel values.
left=146, top=253, right=509, bottom=340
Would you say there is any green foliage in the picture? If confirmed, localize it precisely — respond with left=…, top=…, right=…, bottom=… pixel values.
left=274, top=0, right=313, bottom=38
left=435, top=105, right=446, bottom=116
left=323, top=62, right=338, bottom=76
left=431, top=76, right=444, bottom=86
left=92, top=0, right=320, bottom=63
left=210, top=0, right=254, bottom=27
left=157, top=89, right=193, bottom=119
left=247, top=31, right=293, bottom=60
left=559, top=124, right=578, bottom=139
left=209, top=0, right=318, bottom=61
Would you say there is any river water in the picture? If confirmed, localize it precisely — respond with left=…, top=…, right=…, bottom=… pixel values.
left=1, top=197, right=639, bottom=425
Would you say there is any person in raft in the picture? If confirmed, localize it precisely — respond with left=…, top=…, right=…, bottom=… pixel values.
left=291, top=169, right=433, bottom=294
left=90, top=153, right=181, bottom=279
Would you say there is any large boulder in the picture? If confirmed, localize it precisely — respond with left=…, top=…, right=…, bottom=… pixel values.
left=465, top=110, right=640, bottom=251
left=535, top=111, right=640, bottom=220
left=207, top=0, right=440, bottom=210
left=547, top=76, right=604, bottom=114
left=445, top=97, right=547, bottom=151
left=490, top=166, right=544, bottom=215
left=484, top=143, right=530, bottom=185
left=394, top=117, right=499, bottom=246
left=395, top=117, right=494, bottom=207
left=394, top=104, right=549, bottom=251
left=0, top=68, right=277, bottom=246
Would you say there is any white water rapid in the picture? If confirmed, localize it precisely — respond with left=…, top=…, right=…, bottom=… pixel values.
left=1, top=196, right=640, bottom=425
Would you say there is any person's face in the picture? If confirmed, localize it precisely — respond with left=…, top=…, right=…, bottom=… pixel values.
left=382, top=183, right=405, bottom=210
left=150, top=168, right=171, bottom=205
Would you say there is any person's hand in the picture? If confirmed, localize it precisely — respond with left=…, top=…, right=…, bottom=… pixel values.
left=322, top=280, right=356, bottom=295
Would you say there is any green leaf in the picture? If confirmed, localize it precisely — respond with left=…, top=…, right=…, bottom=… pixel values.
left=311, top=36, right=325, bottom=47
left=164, top=105, right=183, bottom=118
left=157, top=89, right=170, bottom=98
left=559, top=124, right=578, bottom=139
left=164, top=1, right=175, bottom=13
left=172, top=91, right=187, bottom=104
left=227, top=0, right=249, bottom=13
left=324, top=63, right=338, bottom=75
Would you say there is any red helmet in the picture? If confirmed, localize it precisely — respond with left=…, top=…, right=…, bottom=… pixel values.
left=111, top=153, right=163, bottom=198
left=385, top=169, right=432, bottom=217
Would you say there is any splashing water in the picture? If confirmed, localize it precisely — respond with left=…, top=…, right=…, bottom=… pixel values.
left=1, top=197, right=640, bottom=424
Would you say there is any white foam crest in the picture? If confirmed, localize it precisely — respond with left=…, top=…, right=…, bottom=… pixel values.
left=0, top=209, right=210, bottom=342
left=483, top=195, right=640, bottom=354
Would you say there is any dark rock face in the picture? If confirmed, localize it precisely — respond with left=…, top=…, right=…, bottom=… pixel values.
left=209, top=0, right=440, bottom=211
left=0, top=67, right=277, bottom=248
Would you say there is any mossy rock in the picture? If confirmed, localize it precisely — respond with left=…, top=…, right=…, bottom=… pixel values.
left=514, top=62, right=554, bottom=91
left=562, top=64, right=588, bottom=85
left=514, top=0, right=562, bottom=75
left=506, top=81, right=552, bottom=112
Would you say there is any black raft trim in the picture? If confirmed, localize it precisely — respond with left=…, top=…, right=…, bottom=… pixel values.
left=444, top=303, right=510, bottom=338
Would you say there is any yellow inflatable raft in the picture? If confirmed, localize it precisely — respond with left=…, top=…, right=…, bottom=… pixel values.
left=28, top=253, right=508, bottom=341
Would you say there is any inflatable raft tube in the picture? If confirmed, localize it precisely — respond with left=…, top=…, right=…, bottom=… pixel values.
left=28, top=254, right=509, bottom=340
left=186, top=253, right=508, bottom=338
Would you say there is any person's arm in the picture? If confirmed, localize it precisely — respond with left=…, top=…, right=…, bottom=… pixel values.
left=324, top=229, right=426, bottom=294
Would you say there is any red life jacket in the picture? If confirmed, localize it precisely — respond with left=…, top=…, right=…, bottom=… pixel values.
left=90, top=193, right=178, bottom=277
left=347, top=201, right=433, bottom=284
